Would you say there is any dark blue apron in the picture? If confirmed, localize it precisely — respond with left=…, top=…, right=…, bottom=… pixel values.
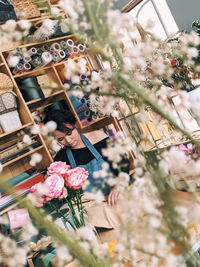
left=66, top=135, right=112, bottom=195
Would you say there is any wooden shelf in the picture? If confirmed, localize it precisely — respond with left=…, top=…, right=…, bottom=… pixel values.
left=0, top=123, right=33, bottom=140
left=0, top=202, right=19, bottom=216
left=27, top=90, right=64, bottom=105
left=80, top=116, right=119, bottom=133
left=81, top=117, right=106, bottom=129
left=2, top=145, right=44, bottom=167
left=12, top=54, right=86, bottom=79
left=0, top=15, right=135, bottom=219
left=4, top=34, right=75, bottom=52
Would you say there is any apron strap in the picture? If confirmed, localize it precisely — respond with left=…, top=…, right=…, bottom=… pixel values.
left=66, top=134, right=103, bottom=167
left=66, top=149, right=77, bottom=168
left=80, top=134, right=102, bottom=160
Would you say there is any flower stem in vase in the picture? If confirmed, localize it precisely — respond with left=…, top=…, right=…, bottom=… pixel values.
left=77, top=190, right=85, bottom=226
left=64, top=198, right=81, bottom=228
left=48, top=202, right=76, bottom=230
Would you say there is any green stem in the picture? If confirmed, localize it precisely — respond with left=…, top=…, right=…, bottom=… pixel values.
left=82, top=0, right=101, bottom=41
left=77, top=190, right=85, bottom=226
left=65, top=198, right=81, bottom=228
left=74, top=192, right=81, bottom=222
left=48, top=202, right=76, bottom=230
left=20, top=199, right=109, bottom=267
left=118, top=73, right=200, bottom=148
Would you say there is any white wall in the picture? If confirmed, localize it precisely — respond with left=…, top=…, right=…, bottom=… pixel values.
left=166, top=0, right=200, bottom=32
left=114, top=0, right=200, bottom=32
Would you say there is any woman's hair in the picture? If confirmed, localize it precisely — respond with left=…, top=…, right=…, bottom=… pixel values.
left=43, top=109, right=77, bottom=132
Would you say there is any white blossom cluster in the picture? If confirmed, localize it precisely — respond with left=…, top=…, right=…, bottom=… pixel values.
left=0, top=19, right=31, bottom=47
left=117, top=177, right=188, bottom=267
left=102, top=131, right=133, bottom=164
left=1, top=1, right=200, bottom=266
left=159, top=147, right=200, bottom=190
left=0, top=233, right=27, bottom=267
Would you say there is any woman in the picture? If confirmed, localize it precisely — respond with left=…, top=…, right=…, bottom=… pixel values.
left=44, top=109, right=130, bottom=241
left=44, top=109, right=124, bottom=206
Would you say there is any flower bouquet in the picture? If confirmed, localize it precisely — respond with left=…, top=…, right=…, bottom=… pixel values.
left=29, top=161, right=89, bottom=230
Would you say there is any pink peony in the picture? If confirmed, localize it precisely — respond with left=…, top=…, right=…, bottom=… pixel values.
left=29, top=183, right=49, bottom=207
left=58, top=187, right=68, bottom=199
left=29, top=174, right=66, bottom=205
left=29, top=183, right=38, bottom=193
left=44, top=174, right=65, bottom=199
left=178, top=144, right=194, bottom=155
left=47, top=161, right=71, bottom=176
left=64, top=167, right=88, bottom=190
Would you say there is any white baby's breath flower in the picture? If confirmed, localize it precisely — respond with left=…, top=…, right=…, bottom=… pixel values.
left=17, top=20, right=31, bottom=30
left=53, top=245, right=73, bottom=266
left=36, top=183, right=49, bottom=195
left=106, top=177, right=116, bottom=186
left=45, top=121, right=57, bottom=132
left=29, top=153, right=42, bottom=166
left=187, top=47, right=199, bottom=58
left=76, top=226, right=97, bottom=242
left=71, top=74, right=80, bottom=84
left=23, top=134, right=32, bottom=145
left=84, top=190, right=104, bottom=204
left=79, top=21, right=91, bottom=31
left=51, top=7, right=60, bottom=15
left=79, top=241, right=90, bottom=252
left=0, top=233, right=27, bottom=266
left=20, top=221, right=38, bottom=242
left=149, top=216, right=161, bottom=228
left=71, top=90, right=84, bottom=99
left=27, top=193, right=38, bottom=205
left=7, top=55, right=20, bottom=68
left=116, top=172, right=130, bottom=188
left=60, top=19, right=70, bottom=33
left=42, top=19, right=55, bottom=30
left=30, top=125, right=41, bottom=135
left=40, top=125, right=49, bottom=136
left=31, top=152, right=42, bottom=162
left=93, top=169, right=108, bottom=178
left=29, top=160, right=36, bottom=167
left=102, top=162, right=109, bottom=170
left=2, top=20, right=16, bottom=32
left=51, top=139, right=61, bottom=152
left=81, top=179, right=90, bottom=190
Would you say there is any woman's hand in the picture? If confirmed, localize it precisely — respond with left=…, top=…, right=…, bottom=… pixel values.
left=107, top=188, right=120, bottom=206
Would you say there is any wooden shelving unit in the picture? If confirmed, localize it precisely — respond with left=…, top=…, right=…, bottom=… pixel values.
left=0, top=123, right=33, bottom=139
left=0, top=0, right=134, bottom=216
left=2, top=145, right=44, bottom=168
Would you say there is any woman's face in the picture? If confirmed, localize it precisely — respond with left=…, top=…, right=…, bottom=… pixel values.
left=53, top=123, right=82, bottom=148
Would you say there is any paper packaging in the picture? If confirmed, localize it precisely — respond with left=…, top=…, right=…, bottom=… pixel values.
left=8, top=208, right=30, bottom=229
left=0, top=110, right=22, bottom=132
left=41, top=52, right=52, bottom=65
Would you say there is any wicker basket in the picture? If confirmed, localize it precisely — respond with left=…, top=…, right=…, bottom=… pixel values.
left=12, top=0, right=42, bottom=19
left=0, top=73, right=13, bottom=93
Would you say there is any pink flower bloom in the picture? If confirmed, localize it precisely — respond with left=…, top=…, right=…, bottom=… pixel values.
left=29, top=183, right=48, bottom=207
left=47, top=161, right=71, bottom=176
left=178, top=144, right=194, bottom=155
left=58, top=187, right=68, bottom=199
left=29, top=183, right=38, bottom=193
left=35, top=196, right=47, bottom=207
left=64, top=167, right=88, bottom=190
left=44, top=174, right=65, bottom=199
